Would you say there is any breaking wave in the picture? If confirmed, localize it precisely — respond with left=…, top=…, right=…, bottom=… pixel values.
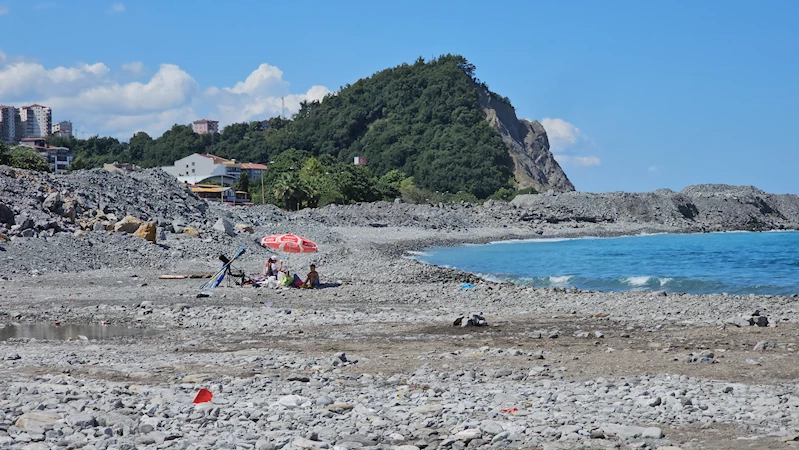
left=413, top=231, right=799, bottom=295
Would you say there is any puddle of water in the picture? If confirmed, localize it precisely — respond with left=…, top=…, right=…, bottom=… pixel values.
left=0, top=324, right=163, bottom=341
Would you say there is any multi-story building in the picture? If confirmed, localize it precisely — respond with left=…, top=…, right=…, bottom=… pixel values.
left=38, top=146, right=73, bottom=174
left=161, top=153, right=267, bottom=186
left=0, top=106, right=16, bottom=143
left=19, top=138, right=73, bottom=174
left=192, top=119, right=219, bottom=135
left=240, top=163, right=268, bottom=180
left=52, top=120, right=73, bottom=138
left=18, top=104, right=52, bottom=139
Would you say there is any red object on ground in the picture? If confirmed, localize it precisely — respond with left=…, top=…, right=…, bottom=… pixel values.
left=500, top=407, right=518, bottom=414
left=260, top=234, right=318, bottom=253
left=193, top=388, right=213, bottom=404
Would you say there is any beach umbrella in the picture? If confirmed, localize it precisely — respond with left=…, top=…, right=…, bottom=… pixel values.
left=260, top=233, right=318, bottom=253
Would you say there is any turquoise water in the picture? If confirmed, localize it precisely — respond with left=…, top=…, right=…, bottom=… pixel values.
left=417, top=231, right=799, bottom=295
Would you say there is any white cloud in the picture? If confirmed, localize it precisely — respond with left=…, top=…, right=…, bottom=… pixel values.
left=225, top=63, right=287, bottom=96
left=108, top=3, right=125, bottom=14
left=121, top=61, right=145, bottom=74
left=0, top=60, right=110, bottom=99
left=46, top=64, right=198, bottom=114
left=0, top=52, right=331, bottom=139
left=97, top=107, right=197, bottom=139
left=555, top=155, right=601, bottom=167
left=0, top=6, right=8, bottom=15
left=210, top=64, right=331, bottom=124
left=648, top=166, right=659, bottom=172
left=540, top=117, right=583, bottom=153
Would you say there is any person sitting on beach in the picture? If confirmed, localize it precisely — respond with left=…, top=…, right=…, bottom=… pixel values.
left=303, top=264, right=320, bottom=288
left=264, top=255, right=284, bottom=277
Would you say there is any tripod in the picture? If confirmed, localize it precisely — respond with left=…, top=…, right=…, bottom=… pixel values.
left=219, top=254, right=251, bottom=287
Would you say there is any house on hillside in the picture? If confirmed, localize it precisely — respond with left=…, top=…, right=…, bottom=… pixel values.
left=240, top=163, right=268, bottom=179
left=192, top=119, right=219, bottom=135
left=19, top=138, right=73, bottom=174
left=161, top=153, right=267, bottom=186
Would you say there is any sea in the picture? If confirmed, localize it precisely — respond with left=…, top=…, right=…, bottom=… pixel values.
left=414, top=231, right=799, bottom=296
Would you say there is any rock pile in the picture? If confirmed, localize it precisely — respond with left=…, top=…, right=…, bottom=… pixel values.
left=0, top=165, right=208, bottom=239
left=511, top=185, right=799, bottom=231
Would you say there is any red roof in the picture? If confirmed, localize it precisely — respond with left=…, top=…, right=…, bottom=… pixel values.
left=200, top=153, right=231, bottom=164
left=21, top=137, right=44, bottom=142
left=21, top=104, right=48, bottom=109
left=241, top=163, right=268, bottom=170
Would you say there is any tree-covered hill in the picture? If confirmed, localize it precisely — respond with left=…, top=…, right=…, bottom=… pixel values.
left=51, top=54, right=568, bottom=200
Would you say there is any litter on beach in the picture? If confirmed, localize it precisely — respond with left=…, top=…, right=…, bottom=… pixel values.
left=193, top=388, right=213, bottom=404
left=158, top=274, right=213, bottom=279
left=453, top=313, right=488, bottom=327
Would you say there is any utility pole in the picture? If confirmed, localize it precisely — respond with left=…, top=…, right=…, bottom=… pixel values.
left=281, top=97, right=285, bottom=119
left=261, top=173, right=265, bottom=205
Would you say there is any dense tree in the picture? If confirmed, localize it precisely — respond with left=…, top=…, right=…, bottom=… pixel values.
left=0, top=142, right=9, bottom=166
left=128, top=132, right=153, bottom=162
left=233, top=171, right=250, bottom=192
left=8, top=146, right=51, bottom=172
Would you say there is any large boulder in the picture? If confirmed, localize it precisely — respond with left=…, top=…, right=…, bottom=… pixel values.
left=134, top=221, right=157, bottom=243
left=0, top=203, right=14, bottom=226
left=57, top=197, right=77, bottom=221
left=213, top=217, right=236, bottom=236
left=235, top=223, right=254, bottom=234
left=114, top=215, right=143, bottom=233
left=172, top=219, right=186, bottom=234
left=16, top=411, right=60, bottom=430
left=42, top=192, right=62, bottom=212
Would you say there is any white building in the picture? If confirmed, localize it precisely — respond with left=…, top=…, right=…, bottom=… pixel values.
left=0, top=106, right=16, bottom=143
left=52, top=120, right=73, bottom=138
left=19, top=138, right=73, bottom=173
left=161, top=153, right=242, bottom=185
left=18, top=104, right=52, bottom=139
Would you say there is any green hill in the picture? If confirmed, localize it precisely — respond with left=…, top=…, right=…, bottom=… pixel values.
left=52, top=54, right=572, bottom=203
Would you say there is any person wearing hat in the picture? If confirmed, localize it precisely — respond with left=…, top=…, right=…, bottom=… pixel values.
left=263, top=255, right=284, bottom=278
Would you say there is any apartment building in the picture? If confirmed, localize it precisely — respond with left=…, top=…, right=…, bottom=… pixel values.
left=52, top=120, right=73, bottom=138
left=192, top=119, right=219, bottom=135
left=18, top=104, right=52, bottom=139
left=0, top=106, right=16, bottom=143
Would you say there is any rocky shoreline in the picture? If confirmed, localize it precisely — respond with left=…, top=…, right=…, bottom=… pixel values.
left=1, top=167, right=799, bottom=449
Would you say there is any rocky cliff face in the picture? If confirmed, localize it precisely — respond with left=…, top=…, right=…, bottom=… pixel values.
left=476, top=85, right=575, bottom=192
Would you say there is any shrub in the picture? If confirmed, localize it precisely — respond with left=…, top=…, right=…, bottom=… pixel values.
left=8, top=146, right=51, bottom=172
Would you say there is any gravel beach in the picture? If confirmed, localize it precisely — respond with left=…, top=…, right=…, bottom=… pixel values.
left=1, top=167, right=799, bottom=449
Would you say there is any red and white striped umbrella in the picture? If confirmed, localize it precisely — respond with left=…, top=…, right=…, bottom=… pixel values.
left=260, top=233, right=318, bottom=253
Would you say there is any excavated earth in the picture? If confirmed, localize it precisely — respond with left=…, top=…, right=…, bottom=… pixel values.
left=1, top=166, right=799, bottom=450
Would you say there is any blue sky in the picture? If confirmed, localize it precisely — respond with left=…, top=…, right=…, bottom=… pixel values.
left=0, top=0, right=797, bottom=194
